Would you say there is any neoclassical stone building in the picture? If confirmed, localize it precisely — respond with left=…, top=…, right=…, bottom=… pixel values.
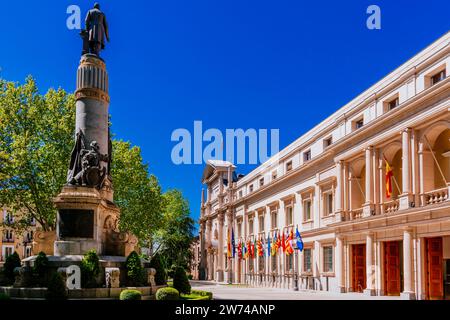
left=198, top=32, right=450, bottom=300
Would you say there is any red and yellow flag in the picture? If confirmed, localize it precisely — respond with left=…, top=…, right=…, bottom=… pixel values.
left=257, top=238, right=264, bottom=257
left=385, top=160, right=393, bottom=199
left=227, top=229, right=232, bottom=258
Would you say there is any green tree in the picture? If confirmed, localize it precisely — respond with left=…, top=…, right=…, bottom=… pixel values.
left=111, top=140, right=163, bottom=248
left=0, top=77, right=75, bottom=231
left=155, top=190, right=195, bottom=269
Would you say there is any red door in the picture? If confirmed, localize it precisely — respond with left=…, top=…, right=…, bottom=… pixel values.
left=352, top=244, right=366, bottom=293
left=426, top=237, right=443, bottom=300
left=384, top=241, right=401, bottom=296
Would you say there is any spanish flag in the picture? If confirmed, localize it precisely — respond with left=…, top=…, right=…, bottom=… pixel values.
left=385, top=160, right=393, bottom=199
left=227, top=229, right=232, bottom=258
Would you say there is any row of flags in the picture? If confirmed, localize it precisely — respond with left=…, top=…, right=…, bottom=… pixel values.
left=227, top=227, right=304, bottom=260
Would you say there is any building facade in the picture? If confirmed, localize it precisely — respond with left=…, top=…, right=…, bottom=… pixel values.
left=0, top=208, right=37, bottom=265
left=198, top=32, right=450, bottom=300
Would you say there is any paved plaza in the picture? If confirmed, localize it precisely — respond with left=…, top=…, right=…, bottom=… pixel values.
left=191, top=281, right=401, bottom=300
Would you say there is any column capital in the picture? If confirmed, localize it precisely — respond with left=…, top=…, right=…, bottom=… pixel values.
left=206, top=219, right=212, bottom=228
left=218, top=212, right=225, bottom=224
left=400, top=127, right=412, bottom=135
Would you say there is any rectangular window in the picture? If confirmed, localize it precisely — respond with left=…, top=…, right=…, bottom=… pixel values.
left=303, top=150, right=311, bottom=162
left=259, top=255, right=265, bottom=273
left=271, top=255, right=277, bottom=272
left=239, top=190, right=243, bottom=198
left=286, top=161, right=293, bottom=172
left=259, top=216, right=264, bottom=232
left=303, top=248, right=312, bottom=273
left=303, top=200, right=312, bottom=221
left=355, top=118, right=364, bottom=130
left=272, top=171, right=278, bottom=180
left=249, top=219, right=254, bottom=235
left=286, top=206, right=293, bottom=226
left=286, top=254, right=294, bottom=272
left=271, top=211, right=277, bottom=229
left=388, top=97, right=399, bottom=111
left=323, top=246, right=333, bottom=273
left=249, top=184, right=254, bottom=193
left=249, top=257, right=254, bottom=272
left=259, top=177, right=264, bottom=187
left=323, top=192, right=333, bottom=216
left=237, top=223, right=242, bottom=238
left=431, top=69, right=446, bottom=86
left=324, top=137, right=333, bottom=148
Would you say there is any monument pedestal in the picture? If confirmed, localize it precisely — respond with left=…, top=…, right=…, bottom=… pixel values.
left=53, top=183, right=137, bottom=256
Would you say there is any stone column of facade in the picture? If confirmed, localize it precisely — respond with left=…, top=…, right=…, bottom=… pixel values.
left=217, top=213, right=224, bottom=282
left=364, top=233, right=376, bottom=295
left=335, top=161, right=344, bottom=221
left=363, top=146, right=374, bottom=217
left=400, top=128, right=413, bottom=209
left=226, top=210, right=234, bottom=284
left=401, top=228, right=416, bottom=300
left=199, top=220, right=207, bottom=280
left=410, top=130, right=420, bottom=207
left=378, top=153, right=385, bottom=213
left=373, top=148, right=381, bottom=214
left=206, top=219, right=213, bottom=280
left=343, top=163, right=349, bottom=215
left=336, top=235, right=345, bottom=293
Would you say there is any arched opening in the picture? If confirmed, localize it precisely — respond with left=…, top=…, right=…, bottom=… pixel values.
left=421, top=124, right=450, bottom=205
left=349, top=158, right=365, bottom=218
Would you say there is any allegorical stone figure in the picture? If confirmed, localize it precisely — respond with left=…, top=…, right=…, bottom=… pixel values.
left=67, top=130, right=109, bottom=188
left=81, top=2, right=110, bottom=56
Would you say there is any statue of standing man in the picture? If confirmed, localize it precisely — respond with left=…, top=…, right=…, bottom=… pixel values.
left=81, top=3, right=109, bottom=56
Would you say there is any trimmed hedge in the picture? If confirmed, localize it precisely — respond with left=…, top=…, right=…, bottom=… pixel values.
left=33, top=252, right=49, bottom=286
left=156, top=287, right=180, bottom=300
left=125, top=251, right=145, bottom=286
left=149, top=253, right=167, bottom=285
left=45, top=272, right=68, bottom=300
left=80, top=249, right=100, bottom=288
left=0, top=293, right=10, bottom=300
left=119, top=289, right=142, bottom=300
left=191, top=289, right=213, bottom=300
left=4, top=252, right=21, bottom=283
left=173, top=266, right=191, bottom=294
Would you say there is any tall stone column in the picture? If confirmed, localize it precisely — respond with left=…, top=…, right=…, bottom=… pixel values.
left=401, top=228, right=416, bottom=300
left=363, top=146, right=374, bottom=217
left=336, top=235, right=345, bottom=293
left=206, top=219, right=213, bottom=280
left=226, top=210, right=234, bottom=284
left=217, top=213, right=224, bottom=282
left=199, top=220, right=207, bottom=280
left=400, top=128, right=413, bottom=209
left=335, top=161, right=344, bottom=221
left=364, top=233, right=376, bottom=296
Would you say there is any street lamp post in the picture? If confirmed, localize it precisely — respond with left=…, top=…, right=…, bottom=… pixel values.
left=293, top=248, right=299, bottom=291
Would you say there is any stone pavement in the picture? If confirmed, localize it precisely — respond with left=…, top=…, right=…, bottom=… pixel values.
left=190, top=281, right=401, bottom=300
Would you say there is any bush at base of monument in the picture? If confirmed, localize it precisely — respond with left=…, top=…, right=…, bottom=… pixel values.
left=173, top=266, right=191, bottom=295
left=33, top=252, right=50, bottom=287
left=125, top=251, right=145, bottom=286
left=156, top=287, right=180, bottom=300
left=119, top=289, right=142, bottom=300
left=80, top=249, right=100, bottom=288
left=45, top=272, right=68, bottom=300
left=149, top=253, right=167, bottom=285
left=3, top=252, right=21, bottom=285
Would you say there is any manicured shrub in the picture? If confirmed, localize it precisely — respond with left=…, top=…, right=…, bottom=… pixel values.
left=173, top=266, right=191, bottom=294
left=33, top=251, right=49, bottom=286
left=155, top=287, right=179, bottom=300
left=4, top=252, right=21, bottom=284
left=191, top=289, right=213, bottom=300
left=0, top=293, right=10, bottom=300
left=149, top=253, right=167, bottom=285
left=45, top=272, right=67, bottom=300
left=80, top=249, right=100, bottom=288
left=125, top=251, right=145, bottom=286
left=119, top=289, right=142, bottom=300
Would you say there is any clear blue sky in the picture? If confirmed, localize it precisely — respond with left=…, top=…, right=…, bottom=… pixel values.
left=0, top=1, right=449, bottom=229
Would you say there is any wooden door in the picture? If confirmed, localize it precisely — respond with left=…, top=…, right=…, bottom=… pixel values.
left=426, top=237, right=443, bottom=300
left=352, top=244, right=366, bottom=293
left=384, top=241, right=401, bottom=296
